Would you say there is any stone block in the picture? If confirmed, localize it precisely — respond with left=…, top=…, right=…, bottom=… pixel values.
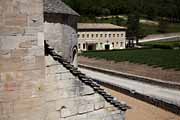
left=35, top=56, right=45, bottom=67
left=0, top=25, right=25, bottom=35
left=28, top=46, right=44, bottom=56
left=28, top=14, right=43, bottom=27
left=0, top=50, right=11, bottom=58
left=112, top=112, right=125, bottom=120
left=0, top=8, right=3, bottom=25
left=24, top=26, right=43, bottom=35
left=17, top=56, right=44, bottom=71
left=59, top=87, right=80, bottom=98
left=19, top=41, right=33, bottom=48
left=0, top=56, right=22, bottom=72
left=95, top=101, right=105, bottom=110
left=10, top=49, right=28, bottom=57
left=38, top=32, right=44, bottom=46
left=60, top=114, right=88, bottom=120
left=45, top=56, right=59, bottom=66
left=45, top=91, right=59, bottom=102
left=0, top=102, right=14, bottom=115
left=87, top=109, right=107, bottom=119
left=0, top=37, right=19, bottom=50
left=44, top=101, right=60, bottom=120
left=57, top=79, right=81, bottom=89
left=103, top=116, right=114, bottom=120
left=5, top=14, right=27, bottom=27
left=78, top=96, right=95, bottom=114
left=46, top=65, right=68, bottom=75
left=61, top=72, right=76, bottom=80
left=46, top=111, right=60, bottom=120
left=78, top=103, right=94, bottom=114
left=56, top=98, right=79, bottom=118
left=79, top=85, right=95, bottom=96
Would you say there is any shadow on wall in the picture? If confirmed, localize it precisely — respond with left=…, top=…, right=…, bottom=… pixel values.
left=72, top=46, right=78, bottom=67
left=44, top=13, right=79, bottom=65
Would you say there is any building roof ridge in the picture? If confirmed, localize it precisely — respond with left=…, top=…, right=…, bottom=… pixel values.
left=78, top=23, right=127, bottom=30
left=44, top=0, right=80, bottom=16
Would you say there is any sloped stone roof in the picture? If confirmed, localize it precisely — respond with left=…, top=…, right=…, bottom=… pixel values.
left=78, top=23, right=127, bottom=30
left=44, top=0, right=79, bottom=16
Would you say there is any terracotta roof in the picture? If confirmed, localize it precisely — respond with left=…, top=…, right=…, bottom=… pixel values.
left=44, top=0, right=79, bottom=16
left=78, top=23, right=127, bottom=30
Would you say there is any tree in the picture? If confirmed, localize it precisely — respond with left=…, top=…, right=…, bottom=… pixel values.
left=126, top=0, right=142, bottom=47
left=126, top=13, right=140, bottom=47
left=158, top=18, right=169, bottom=33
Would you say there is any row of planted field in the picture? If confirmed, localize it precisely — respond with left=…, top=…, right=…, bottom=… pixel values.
left=80, top=49, right=180, bottom=70
left=140, top=41, right=180, bottom=49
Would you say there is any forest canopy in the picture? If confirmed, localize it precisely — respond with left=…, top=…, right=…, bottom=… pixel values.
left=63, top=0, right=180, bottom=22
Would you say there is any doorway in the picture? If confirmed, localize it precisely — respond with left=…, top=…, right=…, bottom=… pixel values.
left=87, top=44, right=96, bottom=51
left=105, top=44, right=110, bottom=50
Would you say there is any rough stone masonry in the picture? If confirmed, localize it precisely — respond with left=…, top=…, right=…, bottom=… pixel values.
left=0, top=0, right=127, bottom=120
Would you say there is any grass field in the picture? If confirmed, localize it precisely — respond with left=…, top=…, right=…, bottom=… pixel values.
left=80, top=49, right=180, bottom=70
left=140, top=41, right=180, bottom=49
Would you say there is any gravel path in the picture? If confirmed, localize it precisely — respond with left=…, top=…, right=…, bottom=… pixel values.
left=80, top=68, right=180, bottom=107
left=105, top=87, right=180, bottom=120
left=80, top=68, right=180, bottom=120
left=78, top=56, right=180, bottom=83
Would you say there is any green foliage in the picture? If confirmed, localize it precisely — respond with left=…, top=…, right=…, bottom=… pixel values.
left=80, top=49, right=180, bottom=70
left=158, top=19, right=169, bottom=33
left=64, top=0, right=180, bottom=22
left=140, top=41, right=180, bottom=49
left=126, top=13, right=140, bottom=46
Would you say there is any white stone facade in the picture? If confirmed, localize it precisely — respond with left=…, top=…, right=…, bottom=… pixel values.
left=78, top=23, right=126, bottom=51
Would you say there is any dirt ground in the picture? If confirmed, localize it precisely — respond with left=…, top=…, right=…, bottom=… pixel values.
left=78, top=56, right=180, bottom=83
left=104, top=87, right=180, bottom=120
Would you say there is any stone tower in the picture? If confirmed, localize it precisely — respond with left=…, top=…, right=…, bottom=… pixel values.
left=44, top=0, right=79, bottom=67
left=0, top=0, right=128, bottom=120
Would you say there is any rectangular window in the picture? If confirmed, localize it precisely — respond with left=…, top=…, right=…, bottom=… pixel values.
left=121, top=33, right=124, bottom=37
left=116, top=42, right=118, bottom=45
left=87, top=34, right=89, bottom=38
left=100, top=43, right=103, bottom=48
left=112, top=42, right=114, bottom=48
left=109, top=34, right=111, bottom=37
left=96, top=34, right=98, bottom=37
left=120, top=42, right=123, bottom=47
left=78, top=34, right=80, bottom=38
left=105, top=34, right=107, bottom=37
left=117, top=34, right=119, bottom=37
left=83, top=43, right=86, bottom=49
left=92, top=34, right=94, bottom=38
left=82, top=34, right=85, bottom=38
left=113, top=34, right=115, bottom=37
left=78, top=43, right=81, bottom=49
left=100, top=34, right=103, bottom=37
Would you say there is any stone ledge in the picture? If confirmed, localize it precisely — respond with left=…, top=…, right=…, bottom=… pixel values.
left=79, top=64, right=180, bottom=90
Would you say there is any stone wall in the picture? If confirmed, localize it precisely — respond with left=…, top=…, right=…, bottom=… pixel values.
left=45, top=55, right=125, bottom=120
left=0, top=0, right=45, bottom=119
left=0, top=0, right=126, bottom=120
left=44, top=14, right=78, bottom=66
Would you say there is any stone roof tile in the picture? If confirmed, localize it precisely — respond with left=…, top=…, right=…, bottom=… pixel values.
left=44, top=0, right=79, bottom=16
left=78, top=23, right=127, bottom=30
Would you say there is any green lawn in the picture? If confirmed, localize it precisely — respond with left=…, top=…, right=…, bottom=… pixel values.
left=140, top=41, right=180, bottom=49
left=80, top=49, right=180, bottom=70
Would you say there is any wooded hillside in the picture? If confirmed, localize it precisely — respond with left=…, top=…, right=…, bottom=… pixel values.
left=64, top=0, right=180, bottom=22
